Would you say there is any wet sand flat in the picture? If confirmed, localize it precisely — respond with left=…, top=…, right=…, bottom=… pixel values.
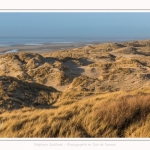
left=0, top=42, right=95, bottom=55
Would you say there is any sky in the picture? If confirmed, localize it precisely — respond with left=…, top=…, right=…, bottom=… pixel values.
left=0, top=12, right=150, bottom=40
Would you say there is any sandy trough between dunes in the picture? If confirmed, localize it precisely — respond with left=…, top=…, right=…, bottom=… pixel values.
left=0, top=39, right=150, bottom=137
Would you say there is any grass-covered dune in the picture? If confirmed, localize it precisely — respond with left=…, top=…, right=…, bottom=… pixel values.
left=1, top=40, right=150, bottom=137
left=0, top=88, right=150, bottom=137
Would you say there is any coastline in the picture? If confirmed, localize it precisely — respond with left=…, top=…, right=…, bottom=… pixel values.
left=0, top=38, right=138, bottom=55
left=0, top=42, right=96, bottom=55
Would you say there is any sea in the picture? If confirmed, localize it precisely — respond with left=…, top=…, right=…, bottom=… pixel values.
left=0, top=37, right=140, bottom=47
left=0, top=37, right=77, bottom=46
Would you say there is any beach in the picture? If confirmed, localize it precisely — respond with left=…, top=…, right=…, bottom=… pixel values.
left=0, top=39, right=132, bottom=55
left=0, top=42, right=88, bottom=54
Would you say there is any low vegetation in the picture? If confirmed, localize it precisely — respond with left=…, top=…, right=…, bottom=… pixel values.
left=0, top=89, right=150, bottom=137
left=1, top=40, right=150, bottom=137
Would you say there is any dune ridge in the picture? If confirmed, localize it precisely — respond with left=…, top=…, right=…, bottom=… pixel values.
left=0, top=40, right=150, bottom=137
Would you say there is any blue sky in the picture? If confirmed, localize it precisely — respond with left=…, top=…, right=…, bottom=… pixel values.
left=0, top=12, right=150, bottom=40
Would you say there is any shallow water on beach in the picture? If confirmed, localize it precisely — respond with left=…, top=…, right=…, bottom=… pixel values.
left=5, top=49, right=18, bottom=53
left=0, top=37, right=138, bottom=47
left=0, top=37, right=89, bottom=46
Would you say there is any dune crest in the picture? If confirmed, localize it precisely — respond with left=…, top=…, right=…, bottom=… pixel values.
left=1, top=40, right=150, bottom=137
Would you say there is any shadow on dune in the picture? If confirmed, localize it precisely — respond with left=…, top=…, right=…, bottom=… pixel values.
left=0, top=76, right=60, bottom=111
left=61, top=57, right=94, bottom=76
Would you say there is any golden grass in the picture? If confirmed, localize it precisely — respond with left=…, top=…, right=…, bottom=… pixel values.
left=0, top=89, right=150, bottom=138
left=2, top=40, right=150, bottom=138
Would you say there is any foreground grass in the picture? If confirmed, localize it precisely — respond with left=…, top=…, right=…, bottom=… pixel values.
left=0, top=89, right=150, bottom=137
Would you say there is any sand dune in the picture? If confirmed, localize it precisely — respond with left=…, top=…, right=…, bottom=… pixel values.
left=0, top=40, right=150, bottom=137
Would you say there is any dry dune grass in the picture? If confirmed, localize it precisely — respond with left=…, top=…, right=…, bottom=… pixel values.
left=0, top=90, right=150, bottom=137
left=1, top=40, right=150, bottom=137
left=0, top=76, right=60, bottom=111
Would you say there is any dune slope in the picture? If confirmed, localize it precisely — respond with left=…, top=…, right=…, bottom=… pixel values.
left=1, top=40, right=150, bottom=137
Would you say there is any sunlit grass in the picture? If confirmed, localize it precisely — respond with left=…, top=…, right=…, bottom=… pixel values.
left=0, top=89, right=150, bottom=137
